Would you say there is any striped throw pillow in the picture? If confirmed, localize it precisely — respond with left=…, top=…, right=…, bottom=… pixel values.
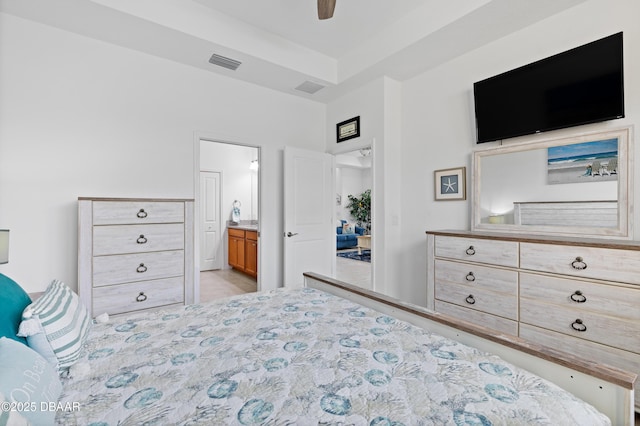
left=18, top=280, right=91, bottom=371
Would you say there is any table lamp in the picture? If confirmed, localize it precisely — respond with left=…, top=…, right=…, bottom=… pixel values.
left=0, top=229, right=8, bottom=264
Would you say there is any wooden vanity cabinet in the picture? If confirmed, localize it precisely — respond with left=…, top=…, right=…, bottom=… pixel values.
left=244, top=231, right=258, bottom=277
left=228, top=228, right=245, bottom=270
left=228, top=228, right=257, bottom=277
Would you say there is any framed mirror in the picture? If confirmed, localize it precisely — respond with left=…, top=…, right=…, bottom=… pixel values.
left=472, top=126, right=633, bottom=239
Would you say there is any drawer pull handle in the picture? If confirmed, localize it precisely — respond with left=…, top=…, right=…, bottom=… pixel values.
left=465, top=246, right=476, bottom=256
left=136, top=235, right=148, bottom=244
left=136, top=292, right=147, bottom=302
left=465, top=294, right=476, bottom=305
left=465, top=272, right=475, bottom=282
left=137, top=209, right=148, bottom=218
left=571, top=256, right=587, bottom=270
left=571, top=319, right=587, bottom=332
left=136, top=263, right=147, bottom=273
left=570, top=290, right=586, bottom=303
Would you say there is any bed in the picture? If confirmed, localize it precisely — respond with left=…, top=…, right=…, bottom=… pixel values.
left=1, top=273, right=634, bottom=425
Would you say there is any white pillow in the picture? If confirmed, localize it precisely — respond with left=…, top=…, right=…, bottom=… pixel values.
left=18, top=279, right=91, bottom=371
left=0, top=337, right=62, bottom=425
left=0, top=392, right=30, bottom=426
left=342, top=223, right=354, bottom=234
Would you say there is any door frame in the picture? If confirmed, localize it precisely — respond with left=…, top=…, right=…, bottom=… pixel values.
left=193, top=134, right=262, bottom=302
left=332, top=144, right=375, bottom=291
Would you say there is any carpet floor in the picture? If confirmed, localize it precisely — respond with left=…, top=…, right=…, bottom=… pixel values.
left=337, top=249, right=371, bottom=263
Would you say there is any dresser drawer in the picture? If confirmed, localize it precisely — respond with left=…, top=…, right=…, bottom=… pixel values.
left=435, top=301, right=518, bottom=335
left=520, top=324, right=640, bottom=410
left=520, top=242, right=640, bottom=285
left=435, top=236, right=518, bottom=267
left=93, top=201, right=184, bottom=225
left=435, top=281, right=518, bottom=320
left=93, top=224, right=184, bottom=255
left=520, top=272, right=640, bottom=321
left=246, top=230, right=258, bottom=241
left=435, top=259, right=518, bottom=295
left=93, top=277, right=184, bottom=316
left=93, top=250, right=185, bottom=287
left=520, top=298, right=640, bottom=353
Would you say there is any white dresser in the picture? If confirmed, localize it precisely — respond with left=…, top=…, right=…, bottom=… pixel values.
left=427, top=230, right=640, bottom=410
left=78, top=197, right=194, bottom=317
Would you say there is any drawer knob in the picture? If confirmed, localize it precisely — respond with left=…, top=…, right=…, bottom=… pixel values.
left=137, top=209, right=148, bottom=218
left=136, top=263, right=148, bottom=273
left=136, top=292, right=148, bottom=302
left=136, top=235, right=148, bottom=244
left=571, top=256, right=587, bottom=270
left=571, top=319, right=587, bottom=332
left=465, top=246, right=476, bottom=256
left=465, top=272, right=476, bottom=282
left=465, top=294, right=476, bottom=305
left=570, top=290, right=587, bottom=303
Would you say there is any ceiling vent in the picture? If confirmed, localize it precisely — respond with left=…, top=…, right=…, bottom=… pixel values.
left=295, top=81, right=325, bottom=94
left=208, top=54, right=242, bottom=71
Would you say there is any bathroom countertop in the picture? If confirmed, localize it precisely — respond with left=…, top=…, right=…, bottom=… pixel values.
left=228, top=223, right=258, bottom=231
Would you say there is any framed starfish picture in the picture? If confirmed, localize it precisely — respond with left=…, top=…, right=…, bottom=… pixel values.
left=434, top=167, right=466, bottom=201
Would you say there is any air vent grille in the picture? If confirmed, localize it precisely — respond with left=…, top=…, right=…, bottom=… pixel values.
left=295, top=81, right=325, bottom=94
left=208, top=54, right=242, bottom=71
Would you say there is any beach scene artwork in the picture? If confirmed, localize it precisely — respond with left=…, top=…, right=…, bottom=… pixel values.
left=547, top=138, right=618, bottom=185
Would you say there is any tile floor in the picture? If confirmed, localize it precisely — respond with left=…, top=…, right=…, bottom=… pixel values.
left=200, top=268, right=257, bottom=303
left=335, top=249, right=372, bottom=289
left=199, top=249, right=371, bottom=304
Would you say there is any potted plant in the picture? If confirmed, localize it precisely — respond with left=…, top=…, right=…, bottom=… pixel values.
left=346, top=189, right=371, bottom=233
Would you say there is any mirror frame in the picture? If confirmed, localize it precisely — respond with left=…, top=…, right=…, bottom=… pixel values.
left=472, top=126, right=634, bottom=239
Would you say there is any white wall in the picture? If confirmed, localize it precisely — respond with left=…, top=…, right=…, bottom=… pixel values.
left=399, top=0, right=640, bottom=305
left=0, top=13, right=325, bottom=293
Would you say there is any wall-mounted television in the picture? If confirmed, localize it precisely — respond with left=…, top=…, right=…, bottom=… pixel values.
left=473, top=32, right=624, bottom=144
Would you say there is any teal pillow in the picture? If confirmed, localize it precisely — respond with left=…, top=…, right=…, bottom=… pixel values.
left=0, top=337, right=63, bottom=425
left=0, top=274, right=31, bottom=345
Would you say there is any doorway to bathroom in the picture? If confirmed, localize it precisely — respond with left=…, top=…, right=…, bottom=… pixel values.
left=198, top=139, right=260, bottom=302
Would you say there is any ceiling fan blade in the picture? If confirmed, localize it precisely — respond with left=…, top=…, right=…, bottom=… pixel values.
left=317, top=0, right=336, bottom=20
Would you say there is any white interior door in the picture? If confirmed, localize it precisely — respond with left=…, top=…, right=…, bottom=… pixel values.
left=200, top=171, right=222, bottom=271
left=284, top=147, right=334, bottom=288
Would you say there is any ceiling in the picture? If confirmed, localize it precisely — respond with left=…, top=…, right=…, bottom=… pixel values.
left=0, top=0, right=586, bottom=103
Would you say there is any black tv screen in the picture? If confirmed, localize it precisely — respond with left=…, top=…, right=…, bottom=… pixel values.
left=474, top=32, right=624, bottom=143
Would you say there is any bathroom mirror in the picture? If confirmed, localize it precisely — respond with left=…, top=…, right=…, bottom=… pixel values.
left=472, top=126, right=633, bottom=239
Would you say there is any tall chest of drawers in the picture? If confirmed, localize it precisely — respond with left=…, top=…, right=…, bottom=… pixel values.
left=426, top=230, right=640, bottom=410
left=78, top=197, right=195, bottom=317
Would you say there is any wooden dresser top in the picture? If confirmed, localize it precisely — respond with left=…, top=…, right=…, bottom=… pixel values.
left=426, top=229, right=640, bottom=251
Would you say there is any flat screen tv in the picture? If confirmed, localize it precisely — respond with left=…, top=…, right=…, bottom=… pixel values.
left=474, top=32, right=624, bottom=144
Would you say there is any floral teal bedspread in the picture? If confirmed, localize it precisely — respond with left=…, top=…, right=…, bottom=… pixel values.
left=56, top=288, right=609, bottom=425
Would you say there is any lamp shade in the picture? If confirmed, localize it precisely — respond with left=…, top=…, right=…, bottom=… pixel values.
left=0, top=230, right=9, bottom=264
